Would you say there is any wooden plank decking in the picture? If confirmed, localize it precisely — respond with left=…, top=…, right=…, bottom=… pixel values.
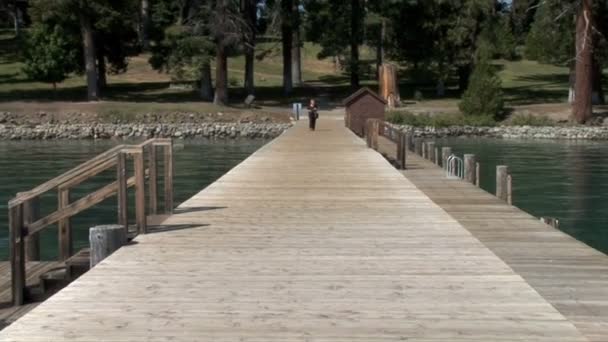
left=378, top=136, right=608, bottom=342
left=0, top=117, right=590, bottom=341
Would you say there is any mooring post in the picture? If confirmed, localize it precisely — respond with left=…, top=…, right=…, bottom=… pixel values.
left=414, top=139, right=422, bottom=156
left=441, top=147, right=452, bottom=167
left=372, top=120, right=380, bottom=150
left=475, top=162, right=480, bottom=187
left=434, top=147, right=439, bottom=164
left=148, top=144, right=158, bottom=215
left=464, top=154, right=477, bottom=185
left=407, top=133, right=414, bottom=152
left=89, top=225, right=127, bottom=268
left=427, top=142, right=435, bottom=162
left=496, top=165, right=509, bottom=202
left=422, top=142, right=427, bottom=159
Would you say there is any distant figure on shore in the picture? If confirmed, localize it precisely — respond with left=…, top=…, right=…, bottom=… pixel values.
left=308, top=99, right=319, bottom=131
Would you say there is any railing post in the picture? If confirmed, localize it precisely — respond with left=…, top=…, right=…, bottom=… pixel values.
left=22, top=196, right=40, bottom=261
left=148, top=144, right=158, bottom=215
left=475, top=162, right=480, bottom=187
left=407, top=133, right=414, bottom=152
left=496, top=165, right=509, bottom=203
left=9, top=204, right=25, bottom=306
left=365, top=120, right=372, bottom=148
left=117, top=152, right=128, bottom=230
left=441, top=147, right=452, bottom=167
left=421, top=142, right=427, bottom=159
left=133, top=148, right=147, bottom=234
left=464, top=154, right=477, bottom=185
left=163, top=142, right=174, bottom=214
left=58, top=188, right=72, bottom=261
left=434, top=147, right=439, bottom=164
left=507, top=174, right=513, bottom=205
left=427, top=142, right=435, bottom=162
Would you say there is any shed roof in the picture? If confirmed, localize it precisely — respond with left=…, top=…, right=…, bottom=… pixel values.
left=343, top=87, right=387, bottom=106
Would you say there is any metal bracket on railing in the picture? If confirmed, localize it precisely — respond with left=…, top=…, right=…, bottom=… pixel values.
left=445, top=155, right=464, bottom=180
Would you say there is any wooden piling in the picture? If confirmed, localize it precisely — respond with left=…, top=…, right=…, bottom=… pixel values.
left=89, top=225, right=127, bottom=268
left=475, top=162, right=480, bottom=187
left=414, top=139, right=422, bottom=156
left=464, top=154, right=477, bottom=185
left=434, top=147, right=439, bottom=164
left=496, top=165, right=509, bottom=203
left=441, top=147, right=452, bottom=167
left=427, top=142, right=435, bottom=162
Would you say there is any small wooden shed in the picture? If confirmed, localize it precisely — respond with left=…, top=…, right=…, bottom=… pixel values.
left=343, top=88, right=387, bottom=136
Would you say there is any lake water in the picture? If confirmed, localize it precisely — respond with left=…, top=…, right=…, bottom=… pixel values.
left=0, top=139, right=268, bottom=260
left=440, top=138, right=608, bottom=255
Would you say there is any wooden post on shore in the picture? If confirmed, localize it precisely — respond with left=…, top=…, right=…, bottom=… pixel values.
left=464, top=154, right=477, bottom=185
left=427, top=142, right=435, bottom=162
left=441, top=147, right=452, bottom=167
left=475, top=162, right=480, bottom=187
left=496, top=165, right=509, bottom=202
left=21, top=195, right=40, bottom=261
left=89, top=225, right=127, bottom=268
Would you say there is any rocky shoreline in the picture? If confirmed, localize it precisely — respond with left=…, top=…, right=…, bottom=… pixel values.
left=0, top=122, right=292, bottom=140
left=392, top=124, right=608, bottom=140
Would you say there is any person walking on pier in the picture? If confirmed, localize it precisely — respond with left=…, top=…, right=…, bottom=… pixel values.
left=308, top=99, right=319, bottom=131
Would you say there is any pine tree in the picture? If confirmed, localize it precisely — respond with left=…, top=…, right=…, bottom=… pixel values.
left=459, top=56, right=504, bottom=120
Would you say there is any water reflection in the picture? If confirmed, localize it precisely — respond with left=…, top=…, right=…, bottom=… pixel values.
left=0, top=139, right=268, bottom=260
left=440, top=138, right=608, bottom=254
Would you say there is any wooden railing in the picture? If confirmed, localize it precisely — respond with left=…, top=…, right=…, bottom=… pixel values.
left=365, top=119, right=407, bottom=170
left=8, top=138, right=174, bottom=306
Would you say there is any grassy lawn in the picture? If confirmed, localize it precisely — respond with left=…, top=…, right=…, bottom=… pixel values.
left=1, top=28, right=606, bottom=119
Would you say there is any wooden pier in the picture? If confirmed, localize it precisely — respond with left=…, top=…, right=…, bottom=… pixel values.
left=377, top=134, right=608, bottom=342
left=0, top=116, right=598, bottom=341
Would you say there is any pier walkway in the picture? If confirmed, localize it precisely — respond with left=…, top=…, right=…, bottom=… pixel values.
left=0, top=117, right=589, bottom=341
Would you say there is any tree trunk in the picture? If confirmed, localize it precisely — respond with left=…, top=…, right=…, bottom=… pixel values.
left=80, top=12, right=99, bottom=101
left=458, top=65, right=471, bottom=91
left=592, top=55, right=605, bottom=105
left=97, top=50, right=107, bottom=90
left=281, top=0, right=293, bottom=95
left=140, top=0, right=150, bottom=50
left=244, top=0, right=256, bottom=95
left=214, top=43, right=228, bottom=106
left=200, top=62, right=213, bottom=101
left=573, top=0, right=593, bottom=124
left=350, top=0, right=360, bottom=89
left=291, top=0, right=302, bottom=86
left=376, top=18, right=386, bottom=78
left=10, top=10, right=19, bottom=37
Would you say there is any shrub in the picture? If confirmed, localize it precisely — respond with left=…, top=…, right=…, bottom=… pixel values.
left=459, top=58, right=504, bottom=120
left=386, top=112, right=496, bottom=128
left=507, top=113, right=555, bottom=126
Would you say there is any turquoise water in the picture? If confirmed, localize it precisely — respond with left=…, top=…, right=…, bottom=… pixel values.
left=440, top=138, right=608, bottom=255
left=0, top=140, right=268, bottom=260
